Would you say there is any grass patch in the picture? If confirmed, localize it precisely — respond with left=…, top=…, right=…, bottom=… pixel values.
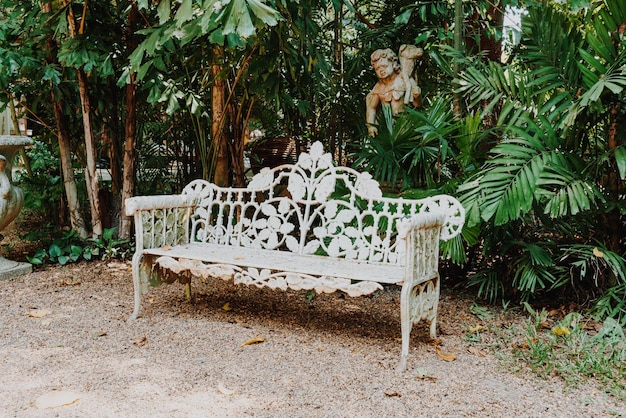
left=465, top=302, right=626, bottom=400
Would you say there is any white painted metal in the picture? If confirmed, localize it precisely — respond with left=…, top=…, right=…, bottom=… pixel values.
left=126, top=141, right=465, bottom=371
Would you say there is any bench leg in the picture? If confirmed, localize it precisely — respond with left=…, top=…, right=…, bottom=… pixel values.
left=184, top=281, right=192, bottom=302
left=429, top=277, right=440, bottom=340
left=129, top=251, right=144, bottom=321
left=396, top=275, right=440, bottom=372
left=397, top=282, right=413, bottom=372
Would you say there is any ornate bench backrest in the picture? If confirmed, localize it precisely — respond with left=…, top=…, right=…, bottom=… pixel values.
left=181, top=142, right=464, bottom=265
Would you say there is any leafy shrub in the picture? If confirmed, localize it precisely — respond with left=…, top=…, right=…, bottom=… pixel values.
left=27, top=227, right=133, bottom=266
left=14, top=140, right=64, bottom=225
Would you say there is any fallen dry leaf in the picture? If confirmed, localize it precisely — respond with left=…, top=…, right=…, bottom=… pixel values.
left=592, top=247, right=604, bottom=258
left=468, top=346, right=488, bottom=357
left=241, top=337, right=265, bottom=347
left=161, top=245, right=172, bottom=251
left=547, top=306, right=565, bottom=318
left=59, top=277, right=81, bottom=286
left=132, top=336, right=147, bottom=347
left=435, top=346, right=457, bottom=362
left=512, top=340, right=530, bottom=350
left=384, top=390, right=401, bottom=397
left=583, top=321, right=602, bottom=332
left=222, top=303, right=232, bottom=311
left=27, top=309, right=51, bottom=318
left=217, top=382, right=235, bottom=395
left=427, top=338, right=443, bottom=346
left=35, top=391, right=80, bottom=409
left=92, top=331, right=107, bottom=338
left=469, top=325, right=486, bottom=333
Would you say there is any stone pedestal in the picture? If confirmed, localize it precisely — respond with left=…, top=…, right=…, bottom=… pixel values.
left=0, top=135, right=34, bottom=279
left=0, top=258, right=32, bottom=280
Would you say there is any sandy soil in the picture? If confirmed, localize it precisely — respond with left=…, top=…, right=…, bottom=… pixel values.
left=1, top=257, right=625, bottom=418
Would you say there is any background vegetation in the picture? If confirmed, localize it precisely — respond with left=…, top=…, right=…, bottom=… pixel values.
left=0, top=0, right=624, bottom=328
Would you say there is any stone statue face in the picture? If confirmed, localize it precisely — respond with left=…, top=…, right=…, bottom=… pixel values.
left=373, top=56, right=395, bottom=80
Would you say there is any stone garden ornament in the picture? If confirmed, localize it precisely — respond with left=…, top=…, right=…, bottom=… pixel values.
left=365, top=45, right=423, bottom=137
left=0, top=135, right=33, bottom=279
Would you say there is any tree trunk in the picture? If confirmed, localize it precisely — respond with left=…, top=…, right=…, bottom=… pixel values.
left=212, top=45, right=229, bottom=186
left=41, top=1, right=88, bottom=238
left=66, top=0, right=103, bottom=238
left=120, top=2, right=139, bottom=240
left=53, top=95, right=89, bottom=238
left=465, top=1, right=504, bottom=62
left=229, top=97, right=247, bottom=188
left=452, top=0, right=464, bottom=118
left=77, top=69, right=103, bottom=238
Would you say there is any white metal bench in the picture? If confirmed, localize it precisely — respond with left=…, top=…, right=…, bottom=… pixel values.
left=125, top=141, right=465, bottom=371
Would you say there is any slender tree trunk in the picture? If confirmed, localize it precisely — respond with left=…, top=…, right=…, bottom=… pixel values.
left=229, top=96, right=248, bottom=188
left=453, top=0, right=464, bottom=119
left=212, top=45, right=229, bottom=186
left=226, top=50, right=256, bottom=188
left=41, top=1, right=88, bottom=238
left=8, top=96, right=32, bottom=176
left=77, top=69, right=103, bottom=238
left=120, top=2, right=139, bottom=240
left=66, top=0, right=103, bottom=238
left=605, top=103, right=623, bottom=254
left=53, top=95, right=88, bottom=237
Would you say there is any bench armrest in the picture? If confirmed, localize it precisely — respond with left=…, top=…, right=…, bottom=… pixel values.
left=398, top=212, right=446, bottom=287
left=125, top=195, right=199, bottom=216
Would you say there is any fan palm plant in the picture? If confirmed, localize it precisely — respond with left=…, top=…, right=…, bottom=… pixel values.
left=353, top=96, right=458, bottom=190
left=455, top=0, right=626, bottom=315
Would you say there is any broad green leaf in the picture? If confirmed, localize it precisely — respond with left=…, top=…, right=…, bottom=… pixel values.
left=569, top=0, right=590, bottom=12
left=157, top=0, right=171, bottom=24
left=220, top=1, right=254, bottom=38
left=395, top=9, right=412, bottom=25
left=174, top=0, right=193, bottom=25
left=49, top=244, right=61, bottom=258
left=578, top=48, right=606, bottom=74
left=247, top=0, right=281, bottom=26
left=615, top=146, right=626, bottom=180
left=42, top=65, right=61, bottom=85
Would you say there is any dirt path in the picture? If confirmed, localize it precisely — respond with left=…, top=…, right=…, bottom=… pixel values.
left=1, top=261, right=624, bottom=417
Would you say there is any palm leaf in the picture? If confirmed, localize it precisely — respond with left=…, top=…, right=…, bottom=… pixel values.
left=458, top=117, right=569, bottom=225
left=536, top=164, right=605, bottom=218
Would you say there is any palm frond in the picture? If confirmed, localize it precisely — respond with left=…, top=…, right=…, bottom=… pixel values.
left=352, top=105, right=412, bottom=188
left=459, top=117, right=568, bottom=225
left=536, top=164, right=605, bottom=218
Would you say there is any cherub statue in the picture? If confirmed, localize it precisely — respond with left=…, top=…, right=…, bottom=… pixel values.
left=365, top=45, right=423, bottom=137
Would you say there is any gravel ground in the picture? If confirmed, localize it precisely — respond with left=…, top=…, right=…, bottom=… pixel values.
left=1, top=260, right=624, bottom=417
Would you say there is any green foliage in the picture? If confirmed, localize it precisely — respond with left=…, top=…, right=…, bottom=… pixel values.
left=592, top=283, right=626, bottom=327
left=14, top=141, right=64, bottom=225
left=513, top=306, right=626, bottom=397
left=467, top=304, right=626, bottom=399
left=454, top=0, right=626, bottom=320
left=27, top=228, right=133, bottom=266
left=353, top=97, right=458, bottom=190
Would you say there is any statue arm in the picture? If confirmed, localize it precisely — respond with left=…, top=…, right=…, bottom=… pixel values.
left=365, top=91, right=380, bottom=136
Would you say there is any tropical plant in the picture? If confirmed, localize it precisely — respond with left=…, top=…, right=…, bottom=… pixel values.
left=353, top=96, right=458, bottom=190
left=27, top=227, right=132, bottom=266
left=454, top=0, right=626, bottom=315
